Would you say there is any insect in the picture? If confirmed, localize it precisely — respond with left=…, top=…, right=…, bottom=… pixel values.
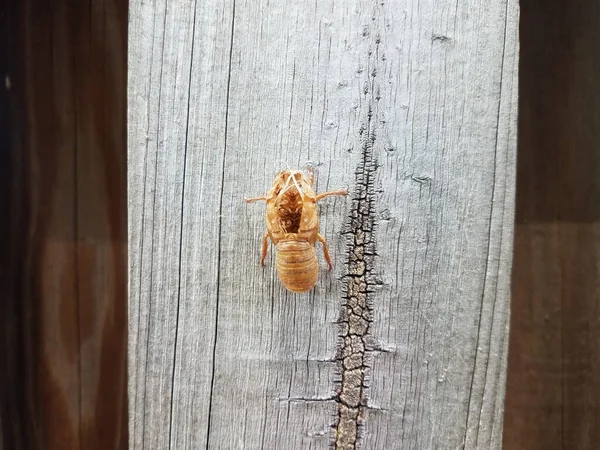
left=245, top=167, right=348, bottom=293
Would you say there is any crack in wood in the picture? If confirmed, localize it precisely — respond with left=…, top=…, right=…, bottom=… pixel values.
left=333, top=116, right=378, bottom=450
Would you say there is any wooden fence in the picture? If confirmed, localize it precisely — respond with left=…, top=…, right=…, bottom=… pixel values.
left=127, top=0, right=517, bottom=448
left=1, top=0, right=127, bottom=448
left=504, top=1, right=600, bottom=448
left=1, top=0, right=599, bottom=449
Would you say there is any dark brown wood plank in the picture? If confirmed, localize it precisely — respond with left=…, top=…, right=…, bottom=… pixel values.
left=0, top=0, right=32, bottom=447
left=0, top=0, right=128, bottom=448
left=505, top=1, right=600, bottom=449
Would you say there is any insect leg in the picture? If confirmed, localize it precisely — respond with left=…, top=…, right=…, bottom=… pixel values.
left=315, top=189, right=348, bottom=201
left=245, top=196, right=267, bottom=203
left=307, top=166, right=315, bottom=186
left=317, top=233, right=333, bottom=271
left=260, top=232, right=270, bottom=266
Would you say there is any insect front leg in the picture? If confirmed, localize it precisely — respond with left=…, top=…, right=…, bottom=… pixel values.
left=315, top=189, right=348, bottom=202
left=307, top=166, right=315, bottom=186
left=245, top=196, right=268, bottom=203
left=317, top=233, right=333, bottom=271
left=260, top=232, right=270, bottom=266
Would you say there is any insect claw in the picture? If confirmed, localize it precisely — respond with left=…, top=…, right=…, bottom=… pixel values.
left=245, top=196, right=267, bottom=203
left=315, top=189, right=349, bottom=201
left=306, top=165, right=315, bottom=186
left=260, top=233, right=269, bottom=265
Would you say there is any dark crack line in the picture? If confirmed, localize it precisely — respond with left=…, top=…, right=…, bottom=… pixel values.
left=141, top=4, right=169, bottom=447
left=333, top=110, right=378, bottom=450
left=206, top=1, right=236, bottom=448
left=168, top=0, right=199, bottom=447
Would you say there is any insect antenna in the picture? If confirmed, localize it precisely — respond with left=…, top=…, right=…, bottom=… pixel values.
left=283, top=161, right=305, bottom=200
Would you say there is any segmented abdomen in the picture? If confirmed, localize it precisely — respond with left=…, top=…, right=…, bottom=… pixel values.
left=275, top=239, right=318, bottom=293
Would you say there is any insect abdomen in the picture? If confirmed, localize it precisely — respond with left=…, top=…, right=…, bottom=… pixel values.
left=275, top=239, right=318, bottom=293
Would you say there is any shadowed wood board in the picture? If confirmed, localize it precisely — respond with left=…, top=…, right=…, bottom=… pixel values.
left=1, top=0, right=127, bottom=448
left=128, top=0, right=518, bottom=448
left=504, top=1, right=600, bottom=449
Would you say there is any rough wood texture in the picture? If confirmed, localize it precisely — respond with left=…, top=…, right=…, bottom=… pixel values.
left=1, top=0, right=128, bottom=448
left=504, top=2, right=600, bottom=449
left=128, top=0, right=518, bottom=448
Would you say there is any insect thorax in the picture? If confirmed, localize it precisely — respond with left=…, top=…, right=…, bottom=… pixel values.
left=276, top=192, right=303, bottom=233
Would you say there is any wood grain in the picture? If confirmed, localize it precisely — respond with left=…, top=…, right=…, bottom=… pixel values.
left=1, top=0, right=127, bottom=448
left=504, top=1, right=600, bottom=449
left=0, top=0, right=27, bottom=446
left=128, top=0, right=518, bottom=448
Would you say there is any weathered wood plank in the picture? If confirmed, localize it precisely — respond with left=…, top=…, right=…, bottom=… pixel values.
left=206, top=1, right=358, bottom=448
left=1, top=0, right=128, bottom=448
left=128, top=0, right=518, bottom=448
left=343, top=1, right=518, bottom=448
left=504, top=2, right=600, bottom=449
left=127, top=0, right=233, bottom=448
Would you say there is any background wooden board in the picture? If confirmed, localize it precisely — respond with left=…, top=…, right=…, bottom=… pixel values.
left=128, top=0, right=518, bottom=448
left=4, top=0, right=600, bottom=447
left=1, top=0, right=128, bottom=448
left=504, top=1, right=600, bottom=449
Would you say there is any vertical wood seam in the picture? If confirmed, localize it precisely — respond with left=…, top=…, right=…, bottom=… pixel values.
left=205, top=1, right=236, bottom=447
left=130, top=0, right=158, bottom=444
left=73, top=27, right=82, bottom=450
left=140, top=4, right=170, bottom=446
left=463, top=0, right=511, bottom=445
left=167, top=0, right=199, bottom=446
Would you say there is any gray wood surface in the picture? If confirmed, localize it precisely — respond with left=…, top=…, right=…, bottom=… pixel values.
left=128, top=0, right=519, bottom=448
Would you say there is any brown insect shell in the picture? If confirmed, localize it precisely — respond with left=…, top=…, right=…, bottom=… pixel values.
left=264, top=174, right=320, bottom=245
